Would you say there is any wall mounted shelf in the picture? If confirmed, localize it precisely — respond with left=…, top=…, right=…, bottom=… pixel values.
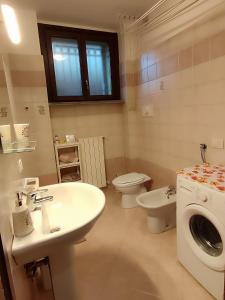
left=59, top=162, right=80, bottom=169
left=0, top=140, right=36, bottom=154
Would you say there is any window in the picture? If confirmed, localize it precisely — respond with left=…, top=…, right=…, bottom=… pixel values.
left=38, top=24, right=120, bottom=103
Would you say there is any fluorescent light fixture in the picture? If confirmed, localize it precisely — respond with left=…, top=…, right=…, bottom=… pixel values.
left=1, top=4, right=21, bottom=44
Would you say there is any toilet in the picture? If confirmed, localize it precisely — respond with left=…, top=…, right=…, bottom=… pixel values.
left=136, top=186, right=176, bottom=233
left=112, top=172, right=151, bottom=208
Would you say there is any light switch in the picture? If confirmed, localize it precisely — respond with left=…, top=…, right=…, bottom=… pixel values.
left=142, top=104, right=154, bottom=117
left=211, top=138, right=224, bottom=149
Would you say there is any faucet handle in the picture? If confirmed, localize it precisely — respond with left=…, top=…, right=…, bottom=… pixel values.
left=22, top=188, right=48, bottom=196
left=34, top=195, right=53, bottom=204
left=22, top=189, right=49, bottom=210
left=31, top=188, right=48, bottom=195
left=168, top=185, right=176, bottom=190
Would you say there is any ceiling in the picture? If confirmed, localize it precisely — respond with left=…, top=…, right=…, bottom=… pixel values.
left=14, top=0, right=158, bottom=30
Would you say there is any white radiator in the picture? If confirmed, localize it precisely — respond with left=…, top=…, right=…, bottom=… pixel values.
left=79, top=136, right=106, bottom=188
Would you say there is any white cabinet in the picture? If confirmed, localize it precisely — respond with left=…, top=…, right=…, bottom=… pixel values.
left=54, top=143, right=83, bottom=183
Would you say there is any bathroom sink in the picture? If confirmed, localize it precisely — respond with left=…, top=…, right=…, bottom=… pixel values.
left=12, top=182, right=105, bottom=265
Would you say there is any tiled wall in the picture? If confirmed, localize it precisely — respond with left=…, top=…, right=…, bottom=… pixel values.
left=123, top=11, right=225, bottom=188
left=0, top=8, right=57, bottom=300
left=50, top=103, right=126, bottom=181
left=8, top=53, right=58, bottom=185
left=0, top=57, right=33, bottom=300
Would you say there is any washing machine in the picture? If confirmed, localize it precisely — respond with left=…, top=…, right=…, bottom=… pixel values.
left=177, top=164, right=225, bottom=300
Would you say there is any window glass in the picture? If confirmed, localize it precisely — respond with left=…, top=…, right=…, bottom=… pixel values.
left=52, top=38, right=83, bottom=96
left=86, top=41, right=112, bottom=96
left=190, top=214, right=223, bottom=257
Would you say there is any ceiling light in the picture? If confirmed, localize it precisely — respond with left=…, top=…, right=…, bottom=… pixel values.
left=1, top=4, right=21, bottom=44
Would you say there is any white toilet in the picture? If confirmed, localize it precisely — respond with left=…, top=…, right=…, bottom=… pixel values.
left=137, top=186, right=176, bottom=233
left=112, top=172, right=151, bottom=208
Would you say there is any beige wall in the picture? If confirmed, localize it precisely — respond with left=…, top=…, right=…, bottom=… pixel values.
left=0, top=58, right=33, bottom=300
left=0, top=7, right=40, bottom=55
left=42, top=18, right=127, bottom=182
left=0, top=7, right=57, bottom=300
left=3, top=2, right=225, bottom=298
left=123, top=7, right=225, bottom=188
left=8, top=53, right=58, bottom=185
left=50, top=103, right=126, bottom=181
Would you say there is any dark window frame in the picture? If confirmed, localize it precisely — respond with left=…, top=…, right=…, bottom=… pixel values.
left=38, top=23, right=120, bottom=103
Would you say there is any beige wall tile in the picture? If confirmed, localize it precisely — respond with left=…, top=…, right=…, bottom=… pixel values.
left=179, top=47, right=193, bottom=70
left=193, top=39, right=210, bottom=65
left=157, top=55, right=179, bottom=78
left=11, top=71, right=46, bottom=87
left=124, top=12, right=225, bottom=188
left=8, top=54, right=45, bottom=71
left=50, top=103, right=125, bottom=162
left=211, top=30, right=225, bottom=59
left=0, top=71, right=6, bottom=87
left=147, top=64, right=157, bottom=81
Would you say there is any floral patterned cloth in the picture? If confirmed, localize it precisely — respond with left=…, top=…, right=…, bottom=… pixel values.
left=177, top=163, right=225, bottom=192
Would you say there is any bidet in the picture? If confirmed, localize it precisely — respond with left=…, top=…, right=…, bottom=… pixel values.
left=137, top=186, right=176, bottom=233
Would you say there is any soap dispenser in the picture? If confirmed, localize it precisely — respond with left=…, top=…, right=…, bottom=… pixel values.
left=12, top=192, right=34, bottom=237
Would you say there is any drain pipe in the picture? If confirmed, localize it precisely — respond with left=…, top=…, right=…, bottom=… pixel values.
left=24, top=257, right=52, bottom=291
left=200, top=143, right=207, bottom=163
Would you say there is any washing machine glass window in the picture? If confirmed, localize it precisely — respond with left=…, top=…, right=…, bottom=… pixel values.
left=189, top=214, right=223, bottom=257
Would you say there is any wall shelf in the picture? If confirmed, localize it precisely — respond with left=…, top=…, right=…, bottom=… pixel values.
left=0, top=140, right=36, bottom=154
left=55, top=143, right=79, bottom=149
left=59, top=162, right=80, bottom=169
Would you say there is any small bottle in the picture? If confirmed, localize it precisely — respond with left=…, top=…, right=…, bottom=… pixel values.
left=54, top=135, right=60, bottom=144
left=12, top=192, right=34, bottom=237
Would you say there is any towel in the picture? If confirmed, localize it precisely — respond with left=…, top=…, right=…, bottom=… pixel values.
left=59, top=152, right=79, bottom=164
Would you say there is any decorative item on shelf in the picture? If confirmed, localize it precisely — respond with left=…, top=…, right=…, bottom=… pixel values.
left=0, top=140, right=36, bottom=154
left=14, top=123, right=30, bottom=149
left=59, top=137, right=66, bottom=144
left=54, top=135, right=60, bottom=144
left=65, top=134, right=76, bottom=144
left=59, top=152, right=78, bottom=164
left=61, top=172, right=81, bottom=183
left=0, top=124, right=36, bottom=154
left=0, top=124, right=11, bottom=151
left=0, top=107, right=8, bottom=117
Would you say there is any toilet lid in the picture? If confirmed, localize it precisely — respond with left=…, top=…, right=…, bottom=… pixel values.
left=113, top=172, right=145, bottom=186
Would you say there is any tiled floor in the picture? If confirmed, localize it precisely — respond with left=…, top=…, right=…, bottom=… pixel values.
left=39, top=187, right=214, bottom=300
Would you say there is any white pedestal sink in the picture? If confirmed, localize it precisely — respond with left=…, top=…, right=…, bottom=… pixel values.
left=12, top=182, right=105, bottom=300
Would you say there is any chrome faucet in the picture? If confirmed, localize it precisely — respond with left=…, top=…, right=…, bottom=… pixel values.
left=165, top=185, right=176, bottom=199
left=24, top=189, right=53, bottom=210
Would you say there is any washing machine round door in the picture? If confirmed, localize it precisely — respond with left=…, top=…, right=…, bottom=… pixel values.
left=183, top=204, right=225, bottom=271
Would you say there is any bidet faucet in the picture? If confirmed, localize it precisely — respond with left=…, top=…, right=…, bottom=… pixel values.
left=165, top=185, right=176, bottom=199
